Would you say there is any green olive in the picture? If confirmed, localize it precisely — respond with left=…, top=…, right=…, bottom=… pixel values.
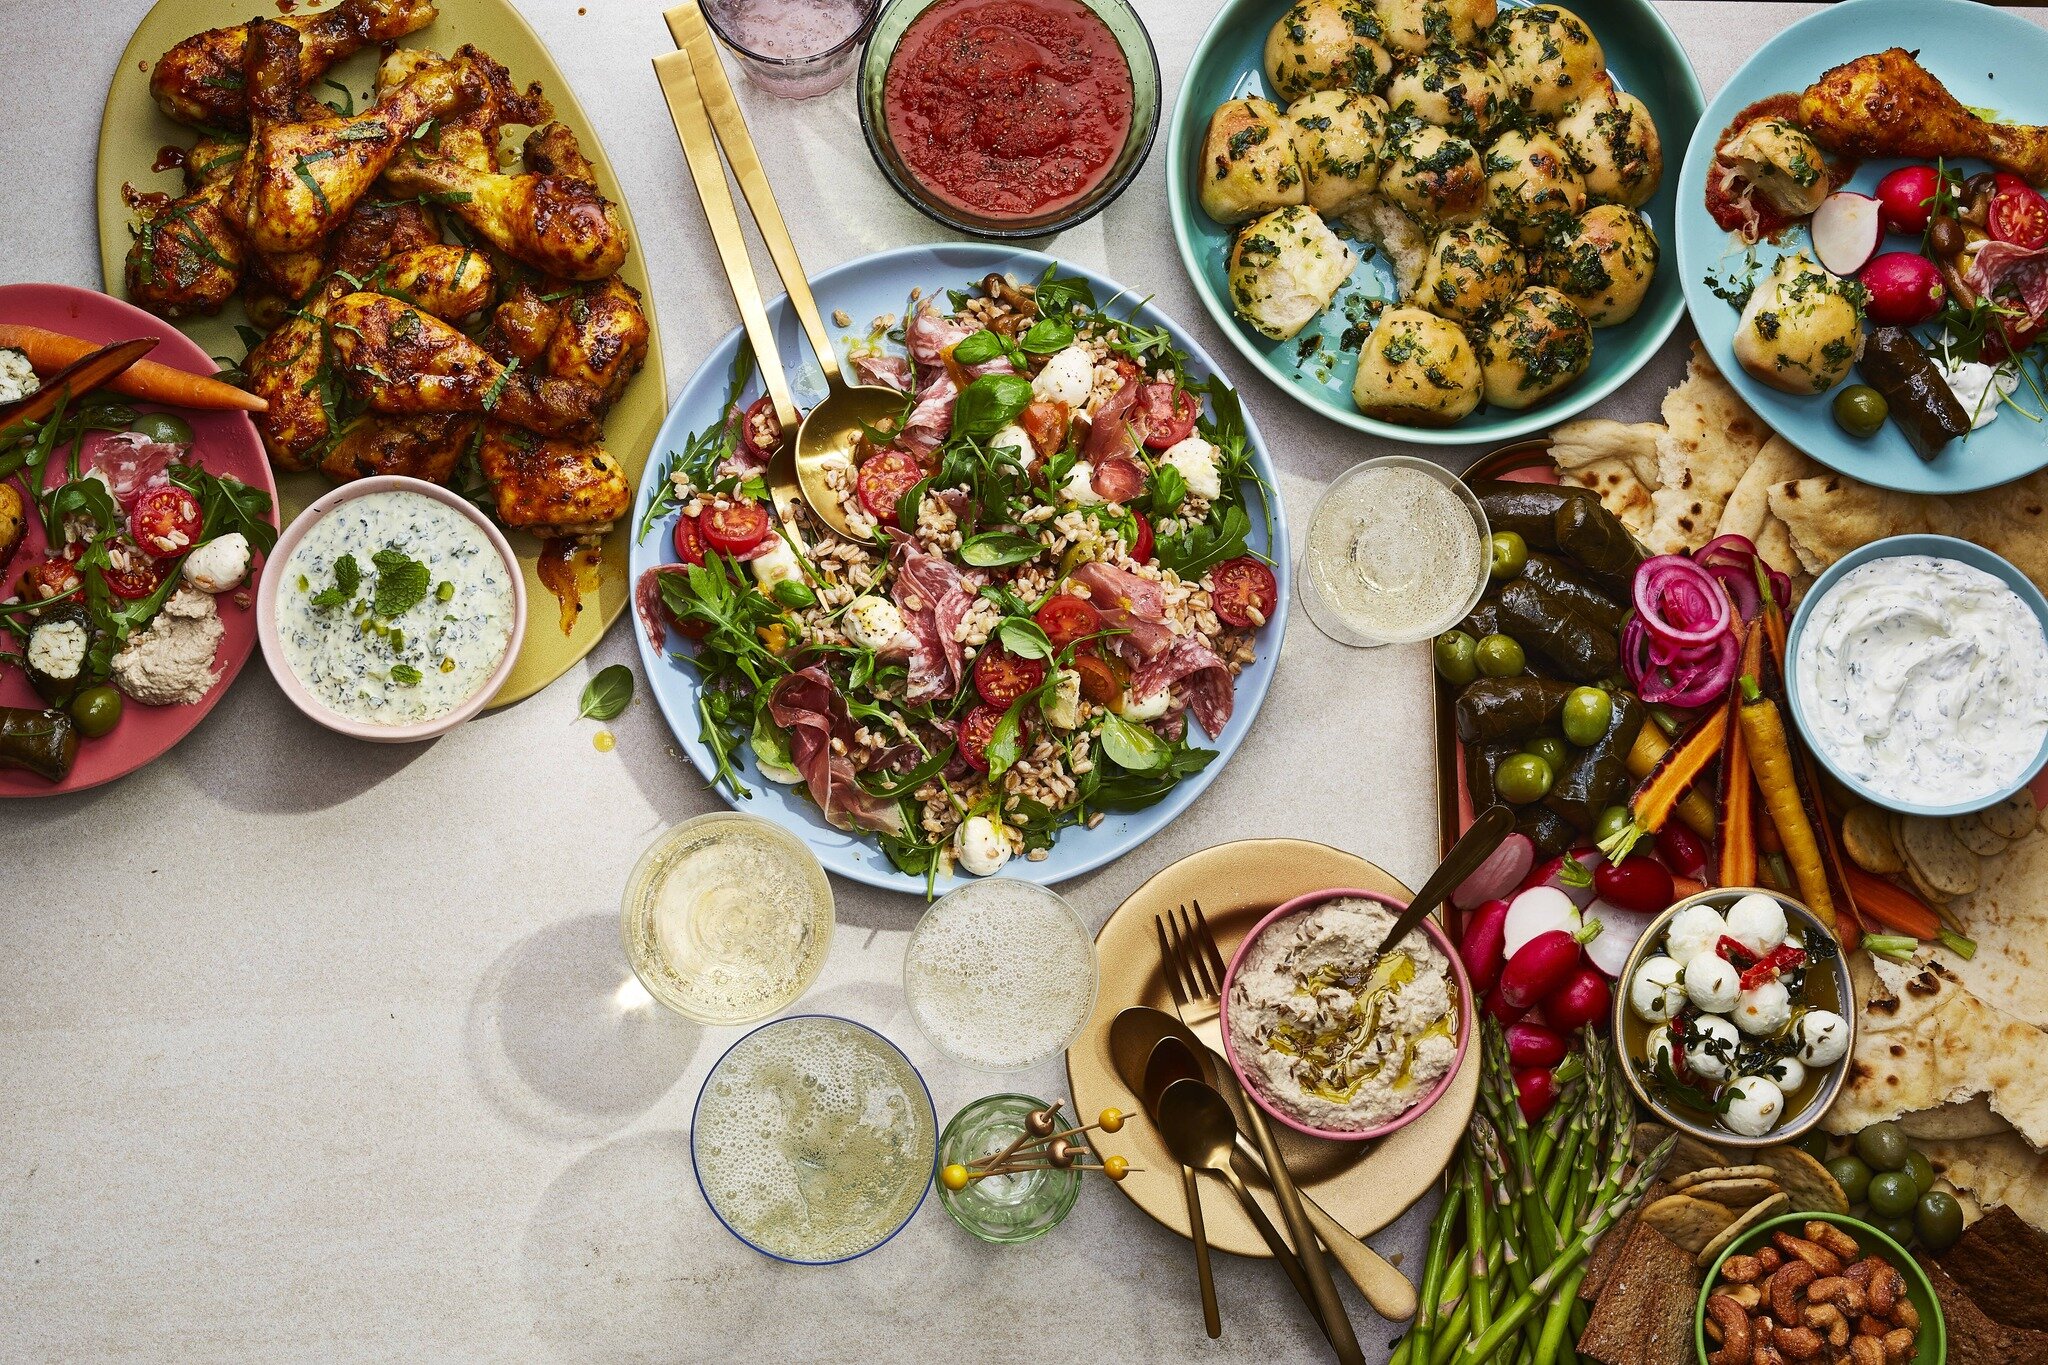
left=1489, top=531, right=1528, bottom=580
left=1435, top=630, right=1479, bottom=686
left=1561, top=686, right=1613, bottom=745
left=1875, top=1214, right=1919, bottom=1249
left=1526, top=734, right=1570, bottom=773
left=1866, top=1169, right=1918, bottom=1218
left=1796, top=1130, right=1833, bottom=1163
left=1855, top=1121, right=1912, bottom=1173
left=69, top=685, right=123, bottom=739
left=1832, top=385, right=1889, bottom=439
left=1496, top=753, right=1554, bottom=804
left=1905, top=1148, right=1936, bottom=1198
left=1474, top=633, right=1526, bottom=678
left=1593, top=804, right=1631, bottom=845
left=130, top=412, right=195, bottom=446
left=1826, top=1154, right=1873, bottom=1205
left=1915, top=1191, right=1964, bottom=1251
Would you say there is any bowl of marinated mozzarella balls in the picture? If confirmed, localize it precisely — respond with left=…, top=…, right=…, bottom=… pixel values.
left=1615, top=888, right=1856, bottom=1146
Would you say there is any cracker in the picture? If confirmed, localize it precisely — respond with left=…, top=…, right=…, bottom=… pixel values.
left=1843, top=805, right=1907, bottom=874
left=1639, top=1194, right=1737, bottom=1256
left=1902, top=815, right=1983, bottom=897
left=1670, top=1164, right=1777, bottom=1193
left=1635, top=1122, right=1730, bottom=1183
left=1697, top=1192, right=1791, bottom=1268
left=1980, top=789, right=2040, bottom=842
left=1906, top=859, right=1955, bottom=909
left=1953, top=812, right=2014, bottom=859
left=1752, top=1146, right=1850, bottom=1215
left=1675, top=1177, right=1783, bottom=1207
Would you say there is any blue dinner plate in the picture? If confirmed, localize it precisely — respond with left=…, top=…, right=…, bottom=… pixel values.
left=1166, top=0, right=1702, bottom=445
left=1675, top=0, right=2048, bottom=493
left=628, top=243, right=1290, bottom=895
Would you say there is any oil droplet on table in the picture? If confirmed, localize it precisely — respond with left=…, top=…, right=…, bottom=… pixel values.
left=593, top=730, right=615, bottom=753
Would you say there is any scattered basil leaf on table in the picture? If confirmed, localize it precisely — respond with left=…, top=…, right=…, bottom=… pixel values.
left=579, top=664, right=635, bottom=721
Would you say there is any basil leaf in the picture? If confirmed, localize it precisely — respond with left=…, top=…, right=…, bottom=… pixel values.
left=953, top=373, right=1034, bottom=437
left=771, top=578, right=816, bottom=609
left=750, top=702, right=795, bottom=772
left=1149, top=464, right=1187, bottom=518
left=994, top=617, right=1054, bottom=661
left=896, top=475, right=930, bottom=536
left=1020, top=317, right=1075, bottom=354
left=985, top=694, right=1031, bottom=779
left=959, top=531, right=1043, bottom=568
left=578, top=663, right=635, bottom=721
left=951, top=330, right=1004, bottom=367
left=1099, top=711, right=1169, bottom=772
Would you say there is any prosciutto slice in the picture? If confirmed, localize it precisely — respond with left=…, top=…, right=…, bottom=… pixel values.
left=1069, top=560, right=1175, bottom=660
left=896, top=374, right=957, bottom=459
left=634, top=564, right=694, bottom=652
left=770, top=666, right=906, bottom=836
left=851, top=352, right=914, bottom=392
left=890, top=533, right=974, bottom=702
left=906, top=304, right=974, bottom=377
left=1082, top=380, right=1141, bottom=463
left=1131, top=636, right=1236, bottom=738
left=90, top=432, right=181, bottom=507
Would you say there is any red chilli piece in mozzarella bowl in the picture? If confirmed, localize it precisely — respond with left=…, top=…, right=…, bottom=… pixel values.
left=632, top=267, right=1278, bottom=890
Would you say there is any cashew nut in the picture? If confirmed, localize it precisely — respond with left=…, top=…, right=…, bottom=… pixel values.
left=1769, top=1262, right=1820, bottom=1324
left=1806, top=1303, right=1850, bottom=1348
left=1757, top=1246, right=1785, bottom=1274
left=1723, top=1254, right=1767, bottom=1284
left=1881, top=1329, right=1914, bottom=1364
left=1807, top=1277, right=1868, bottom=1316
left=1848, top=1336, right=1884, bottom=1365
left=1707, top=1294, right=1755, bottom=1365
left=1805, top=1222, right=1863, bottom=1261
left=1889, top=1298, right=1920, bottom=1332
left=1776, top=1326, right=1824, bottom=1360
left=1774, top=1233, right=1846, bottom=1277
left=1727, top=1283, right=1763, bottom=1312
left=1843, top=1259, right=1875, bottom=1287
left=1867, top=1263, right=1903, bottom=1318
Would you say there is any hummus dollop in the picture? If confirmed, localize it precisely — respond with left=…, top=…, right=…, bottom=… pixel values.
left=111, top=586, right=224, bottom=706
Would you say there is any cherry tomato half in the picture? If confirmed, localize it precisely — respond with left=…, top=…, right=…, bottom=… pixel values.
left=672, top=513, right=708, bottom=567
left=856, top=449, right=924, bottom=526
left=1071, top=652, right=1127, bottom=705
left=974, top=645, right=1046, bottom=708
left=738, top=395, right=783, bottom=460
left=18, top=556, right=82, bottom=604
left=1209, top=555, right=1278, bottom=628
left=1129, top=510, right=1154, bottom=564
left=1989, top=180, right=2048, bottom=250
left=701, top=500, right=771, bottom=555
left=958, top=703, right=1003, bottom=773
left=102, top=558, right=168, bottom=600
left=1137, top=383, right=1200, bottom=450
left=129, top=484, right=203, bottom=559
left=1034, top=593, right=1102, bottom=650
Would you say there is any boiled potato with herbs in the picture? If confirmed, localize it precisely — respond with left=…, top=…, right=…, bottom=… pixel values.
left=1542, top=204, right=1658, bottom=326
left=1491, top=5, right=1604, bottom=119
left=1384, top=49, right=1511, bottom=142
left=1228, top=205, right=1359, bottom=341
left=1417, top=221, right=1526, bottom=322
left=1555, top=76, right=1662, bottom=208
left=0, top=483, right=22, bottom=568
left=1733, top=252, right=1863, bottom=394
left=1482, top=287, right=1593, bottom=408
left=1484, top=129, right=1587, bottom=245
left=1352, top=308, right=1483, bottom=425
left=1199, top=98, right=1304, bottom=225
left=1380, top=122, right=1487, bottom=226
left=1289, top=90, right=1388, bottom=216
left=1264, top=0, right=1392, bottom=101
left=1380, top=0, right=1497, bottom=56
left=1718, top=118, right=1829, bottom=217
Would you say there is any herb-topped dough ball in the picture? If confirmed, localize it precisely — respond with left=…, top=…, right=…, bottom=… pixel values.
left=1481, top=286, right=1593, bottom=408
left=1417, top=221, right=1526, bottom=322
left=1264, top=0, right=1392, bottom=102
left=1352, top=307, right=1483, bottom=425
left=1380, top=122, right=1487, bottom=226
left=1288, top=90, right=1389, bottom=216
left=1228, top=205, right=1359, bottom=341
left=1543, top=204, right=1657, bottom=326
left=1199, top=98, right=1304, bottom=225
left=1490, top=5, right=1604, bottom=120
left=1380, top=0, right=1498, bottom=56
left=1555, top=76, right=1662, bottom=208
left=1483, top=129, right=1587, bottom=245
left=1718, top=118, right=1829, bottom=217
left=1384, top=49, right=1512, bottom=143
left=1733, top=252, right=1863, bottom=394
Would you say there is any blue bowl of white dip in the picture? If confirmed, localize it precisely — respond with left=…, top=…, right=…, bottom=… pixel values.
left=1786, top=535, right=2048, bottom=817
left=257, top=476, right=526, bottom=743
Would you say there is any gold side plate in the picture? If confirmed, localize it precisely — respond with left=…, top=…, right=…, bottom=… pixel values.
left=1066, top=839, right=1479, bottom=1257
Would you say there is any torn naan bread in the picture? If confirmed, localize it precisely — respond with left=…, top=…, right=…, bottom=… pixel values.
left=1922, top=1132, right=2048, bottom=1231
left=1551, top=419, right=1662, bottom=539
left=1644, top=344, right=1770, bottom=554
left=1945, top=831, right=2048, bottom=1031
left=1767, top=468, right=2048, bottom=597
left=1714, top=435, right=1821, bottom=590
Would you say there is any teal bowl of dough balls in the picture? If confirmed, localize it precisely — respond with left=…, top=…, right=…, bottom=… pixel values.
left=1165, top=0, right=1703, bottom=444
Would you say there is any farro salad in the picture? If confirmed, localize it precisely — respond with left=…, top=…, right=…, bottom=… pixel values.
left=633, top=267, right=1278, bottom=888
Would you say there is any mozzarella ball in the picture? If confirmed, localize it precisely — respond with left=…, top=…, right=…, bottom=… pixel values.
left=1381, top=0, right=1497, bottom=56
left=1723, top=1075, right=1786, bottom=1137
left=749, top=537, right=804, bottom=593
left=842, top=595, right=913, bottom=654
left=1647, top=1022, right=1679, bottom=1071
left=1119, top=686, right=1171, bottom=722
left=1288, top=89, right=1388, bottom=216
left=1264, top=0, right=1392, bottom=101
left=1666, top=905, right=1729, bottom=965
left=1059, top=459, right=1104, bottom=506
left=1735, top=980, right=1793, bottom=1036
left=1384, top=49, right=1511, bottom=142
left=1380, top=123, right=1487, bottom=226
left=1734, top=252, right=1862, bottom=395
left=1542, top=204, right=1658, bottom=326
left=1199, top=98, right=1304, bottom=225
left=1759, top=1055, right=1807, bottom=1093
left=1685, top=1015, right=1740, bottom=1080
left=1797, top=1009, right=1851, bottom=1067
left=1481, top=287, right=1592, bottom=409
left=1717, top=117, right=1829, bottom=217
left=989, top=423, right=1036, bottom=465
left=181, top=531, right=251, bottom=593
left=1483, top=129, right=1587, bottom=246
left=1726, top=894, right=1789, bottom=956
left=1630, top=954, right=1686, bottom=1023
left=1418, top=221, right=1526, bottom=322
left=1556, top=76, right=1662, bottom=208
left=953, top=815, right=1011, bottom=877
left=1684, top=952, right=1742, bottom=1014
left=1491, top=4, right=1605, bottom=119
left=1160, top=436, right=1223, bottom=502
left=1228, top=205, right=1358, bottom=341
left=1351, top=306, right=1483, bottom=427
left=1031, top=346, right=1095, bottom=412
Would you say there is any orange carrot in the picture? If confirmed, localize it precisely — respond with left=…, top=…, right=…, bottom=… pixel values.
left=1716, top=623, right=1762, bottom=887
left=1842, top=865, right=1942, bottom=940
left=0, top=323, right=265, bottom=413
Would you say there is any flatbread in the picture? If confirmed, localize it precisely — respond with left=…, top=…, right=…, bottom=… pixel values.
left=1635, top=1123, right=1730, bottom=1182
left=1676, top=1177, right=1782, bottom=1207
left=1901, top=815, right=1981, bottom=897
left=1697, top=1192, right=1791, bottom=1268
left=1944, top=831, right=2048, bottom=1029
left=1843, top=805, right=1906, bottom=874
left=1644, top=344, right=1769, bottom=554
left=1767, top=467, right=2048, bottom=598
left=1923, top=1133, right=2048, bottom=1235
left=1751, top=1146, right=1850, bottom=1215
left=1980, top=790, right=2041, bottom=842
left=1638, top=1193, right=1737, bottom=1255
left=1713, top=434, right=1821, bottom=589
left=1899, top=1096, right=2013, bottom=1142
left=1552, top=419, right=1663, bottom=539
left=1671, top=1164, right=1777, bottom=1192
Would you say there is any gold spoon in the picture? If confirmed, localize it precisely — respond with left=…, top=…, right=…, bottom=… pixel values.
left=661, top=1, right=907, bottom=541
left=1144, top=1037, right=1222, bottom=1339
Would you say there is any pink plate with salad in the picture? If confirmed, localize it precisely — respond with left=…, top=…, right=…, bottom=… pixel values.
left=0, top=282, right=276, bottom=797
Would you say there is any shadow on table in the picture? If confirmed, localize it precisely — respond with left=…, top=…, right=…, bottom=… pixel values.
left=466, top=913, right=702, bottom=1140
left=185, top=669, right=429, bottom=813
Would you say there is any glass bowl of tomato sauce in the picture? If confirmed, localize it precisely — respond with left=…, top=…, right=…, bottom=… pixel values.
left=858, top=0, right=1160, bottom=238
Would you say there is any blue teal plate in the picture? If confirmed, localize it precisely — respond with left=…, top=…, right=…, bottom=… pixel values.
left=628, top=244, right=1289, bottom=895
left=1675, top=0, right=2048, bottom=493
left=1165, top=0, right=1702, bottom=445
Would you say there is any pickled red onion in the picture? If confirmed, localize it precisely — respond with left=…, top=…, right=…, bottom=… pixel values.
left=1696, top=534, right=1791, bottom=623
left=1633, top=555, right=1730, bottom=648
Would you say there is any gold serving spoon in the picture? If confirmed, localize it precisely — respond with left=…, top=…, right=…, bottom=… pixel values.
left=657, top=1, right=906, bottom=541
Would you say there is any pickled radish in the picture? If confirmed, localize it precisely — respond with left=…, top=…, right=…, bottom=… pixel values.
left=1813, top=192, right=1883, bottom=276
left=1502, top=886, right=1581, bottom=958
left=1452, top=832, right=1535, bottom=910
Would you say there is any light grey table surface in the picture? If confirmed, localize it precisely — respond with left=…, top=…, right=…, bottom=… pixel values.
left=4, top=2, right=2038, bottom=1360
